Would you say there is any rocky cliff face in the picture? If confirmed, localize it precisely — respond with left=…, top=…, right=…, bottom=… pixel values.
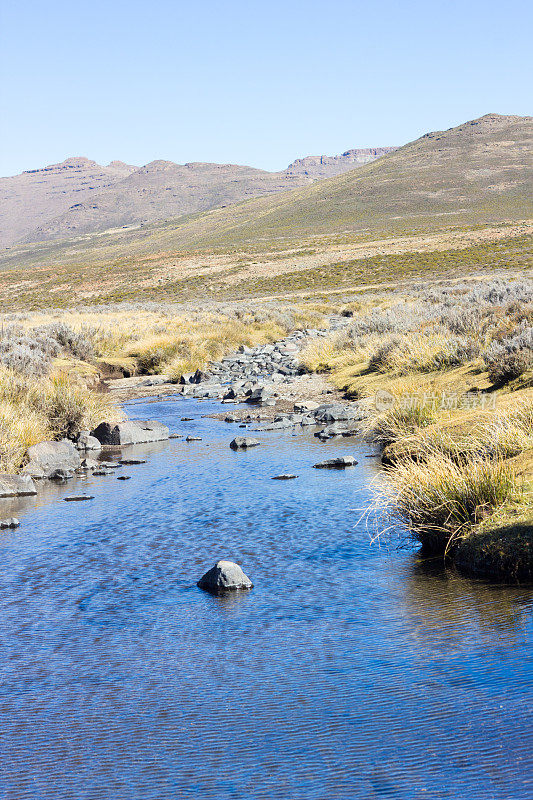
left=0, top=157, right=137, bottom=248
left=284, top=147, right=397, bottom=178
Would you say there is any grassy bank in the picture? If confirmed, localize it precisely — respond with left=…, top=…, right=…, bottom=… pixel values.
left=299, top=277, right=533, bottom=581
left=0, top=301, right=325, bottom=473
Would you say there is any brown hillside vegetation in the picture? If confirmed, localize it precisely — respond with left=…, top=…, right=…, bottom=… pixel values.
left=0, top=114, right=530, bottom=311
left=0, top=148, right=395, bottom=248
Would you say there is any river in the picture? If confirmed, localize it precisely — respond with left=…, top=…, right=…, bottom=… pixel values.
left=0, top=397, right=531, bottom=799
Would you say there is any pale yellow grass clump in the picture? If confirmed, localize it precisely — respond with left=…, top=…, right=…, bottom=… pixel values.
left=0, top=401, right=51, bottom=473
left=299, top=339, right=339, bottom=373
left=0, top=368, right=122, bottom=473
left=377, top=455, right=523, bottom=554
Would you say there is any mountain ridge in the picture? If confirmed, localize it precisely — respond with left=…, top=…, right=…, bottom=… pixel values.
left=0, top=147, right=396, bottom=248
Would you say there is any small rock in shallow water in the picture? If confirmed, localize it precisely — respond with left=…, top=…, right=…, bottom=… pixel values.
left=169, top=433, right=182, bottom=439
left=0, top=518, right=20, bottom=529
left=49, top=468, right=74, bottom=482
left=99, top=461, right=120, bottom=469
left=271, top=474, right=298, bottom=480
left=79, top=458, right=99, bottom=472
left=313, top=456, right=358, bottom=469
left=64, top=495, right=95, bottom=502
left=117, top=476, right=131, bottom=480
left=120, top=458, right=146, bottom=465
left=197, top=560, right=253, bottom=596
left=230, top=437, right=260, bottom=449
left=186, top=436, right=202, bottom=442
left=181, top=417, right=194, bottom=422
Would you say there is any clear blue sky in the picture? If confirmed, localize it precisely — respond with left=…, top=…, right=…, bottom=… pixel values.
left=1, top=0, right=531, bottom=176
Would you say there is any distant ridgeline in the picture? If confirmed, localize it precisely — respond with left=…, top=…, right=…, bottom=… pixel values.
left=0, top=147, right=395, bottom=248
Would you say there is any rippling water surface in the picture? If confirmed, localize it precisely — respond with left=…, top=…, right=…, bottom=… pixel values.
left=0, top=398, right=532, bottom=799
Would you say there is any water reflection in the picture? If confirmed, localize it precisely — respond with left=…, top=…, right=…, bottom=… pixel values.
left=405, top=555, right=532, bottom=642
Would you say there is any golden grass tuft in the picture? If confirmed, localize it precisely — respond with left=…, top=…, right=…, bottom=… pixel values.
left=0, top=367, right=122, bottom=472
left=377, top=455, right=523, bottom=554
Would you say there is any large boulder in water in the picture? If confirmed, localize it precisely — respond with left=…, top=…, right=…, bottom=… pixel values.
left=92, top=420, right=169, bottom=446
left=197, top=560, right=253, bottom=596
left=24, top=440, right=81, bottom=479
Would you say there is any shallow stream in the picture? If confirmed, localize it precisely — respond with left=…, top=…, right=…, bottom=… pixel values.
left=0, top=397, right=531, bottom=799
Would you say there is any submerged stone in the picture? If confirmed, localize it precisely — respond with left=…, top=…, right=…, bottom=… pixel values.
left=230, top=437, right=260, bottom=449
left=0, top=518, right=20, bottom=529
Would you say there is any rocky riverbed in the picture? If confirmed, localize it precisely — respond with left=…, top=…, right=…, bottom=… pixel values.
left=107, top=317, right=349, bottom=407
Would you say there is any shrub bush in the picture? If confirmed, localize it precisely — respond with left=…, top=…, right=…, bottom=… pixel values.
left=484, top=326, right=533, bottom=385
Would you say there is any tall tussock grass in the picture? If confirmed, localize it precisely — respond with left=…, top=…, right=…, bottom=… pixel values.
left=0, top=367, right=122, bottom=473
left=366, top=403, right=438, bottom=448
left=377, top=455, right=523, bottom=554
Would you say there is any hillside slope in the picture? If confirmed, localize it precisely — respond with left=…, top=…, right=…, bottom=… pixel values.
left=0, top=113, right=530, bottom=286
left=147, top=113, right=532, bottom=249
left=0, top=157, right=136, bottom=248
left=0, top=148, right=395, bottom=248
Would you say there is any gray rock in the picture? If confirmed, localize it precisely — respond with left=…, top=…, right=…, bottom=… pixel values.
left=192, top=369, right=209, bottom=384
left=0, top=517, right=20, bottom=529
left=186, top=436, right=202, bottom=442
left=79, top=458, right=99, bottom=472
left=49, top=468, right=75, bottom=482
left=120, top=458, right=146, bottom=465
left=92, top=420, right=169, bottom=446
left=314, top=404, right=363, bottom=423
left=294, top=400, right=320, bottom=413
left=230, top=437, right=261, bottom=449
left=315, top=422, right=360, bottom=440
left=140, top=376, right=170, bottom=387
left=254, top=419, right=293, bottom=431
left=0, top=474, right=37, bottom=498
left=313, top=456, right=358, bottom=469
left=197, top=560, right=253, bottom=595
left=64, top=495, right=95, bottom=502
left=25, top=440, right=81, bottom=479
left=271, top=474, right=298, bottom=480
left=179, top=373, right=195, bottom=385
left=76, top=431, right=102, bottom=451
left=245, top=386, right=272, bottom=404
left=21, top=462, right=46, bottom=479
